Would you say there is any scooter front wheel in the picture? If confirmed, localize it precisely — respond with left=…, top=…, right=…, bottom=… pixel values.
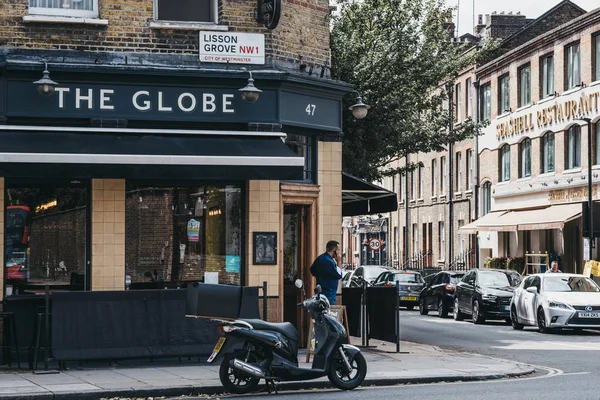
left=219, top=353, right=261, bottom=394
left=328, top=349, right=367, bottom=390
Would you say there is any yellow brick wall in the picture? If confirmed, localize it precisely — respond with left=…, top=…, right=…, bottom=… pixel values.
left=246, top=180, right=280, bottom=299
left=318, top=141, right=343, bottom=252
left=91, top=179, right=125, bottom=291
left=0, top=178, right=4, bottom=300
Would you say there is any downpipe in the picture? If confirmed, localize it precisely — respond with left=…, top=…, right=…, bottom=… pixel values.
left=231, top=358, right=266, bottom=379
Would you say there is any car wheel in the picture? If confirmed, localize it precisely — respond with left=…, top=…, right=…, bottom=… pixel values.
left=419, top=298, right=429, bottom=315
left=511, top=306, right=524, bottom=330
left=438, top=298, right=448, bottom=318
left=472, top=300, right=485, bottom=324
left=453, top=298, right=464, bottom=321
left=406, top=305, right=414, bottom=311
left=537, top=307, right=552, bottom=334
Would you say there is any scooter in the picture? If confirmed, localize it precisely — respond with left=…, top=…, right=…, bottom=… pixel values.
left=208, top=280, right=367, bottom=394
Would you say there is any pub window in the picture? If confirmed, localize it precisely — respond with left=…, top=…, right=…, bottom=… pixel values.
left=440, top=156, right=446, bottom=195
left=431, top=159, right=437, bottom=196
left=481, top=84, right=491, bottom=121
left=541, top=132, right=555, bottom=173
left=156, top=0, right=216, bottom=23
left=466, top=78, right=473, bottom=117
left=519, top=65, right=531, bottom=107
left=285, top=134, right=315, bottom=182
left=541, top=55, right=555, bottom=98
left=500, top=144, right=510, bottom=182
left=28, top=0, right=98, bottom=18
left=595, top=33, right=600, bottom=82
left=498, top=75, right=510, bottom=113
left=565, top=42, right=581, bottom=90
left=519, top=138, right=531, bottom=178
left=4, top=180, right=89, bottom=297
left=466, top=149, right=473, bottom=190
left=567, top=125, right=581, bottom=169
left=596, top=121, right=600, bottom=165
left=481, top=181, right=492, bottom=216
left=125, top=184, right=243, bottom=288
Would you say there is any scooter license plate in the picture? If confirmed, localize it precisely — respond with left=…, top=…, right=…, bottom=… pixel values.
left=207, top=337, right=226, bottom=363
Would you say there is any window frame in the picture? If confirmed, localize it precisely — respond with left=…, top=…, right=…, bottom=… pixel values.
left=565, top=41, right=581, bottom=90
left=466, top=149, right=473, bottom=190
left=500, top=144, right=511, bottom=182
left=567, top=125, right=582, bottom=169
left=519, top=138, right=532, bottom=178
left=540, top=54, right=555, bottom=99
left=411, top=170, right=416, bottom=200
left=418, top=165, right=424, bottom=199
left=466, top=78, right=473, bottom=118
left=594, top=33, right=600, bottom=82
left=438, top=221, right=445, bottom=261
left=481, top=83, right=492, bottom=121
left=28, top=0, right=99, bottom=18
left=440, top=156, right=447, bottom=195
left=482, top=181, right=492, bottom=216
left=455, top=83, right=462, bottom=122
left=518, top=64, right=531, bottom=107
left=498, top=74, right=510, bottom=114
left=154, top=0, right=218, bottom=24
left=595, top=121, right=600, bottom=166
left=431, top=159, right=437, bottom=197
left=541, top=132, right=555, bottom=173
left=456, top=151, right=462, bottom=192
left=284, top=133, right=316, bottom=183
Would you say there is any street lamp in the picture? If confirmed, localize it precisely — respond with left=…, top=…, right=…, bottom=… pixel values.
left=348, top=90, right=370, bottom=119
left=33, top=61, right=59, bottom=96
left=238, top=68, right=262, bottom=104
left=577, top=116, right=594, bottom=260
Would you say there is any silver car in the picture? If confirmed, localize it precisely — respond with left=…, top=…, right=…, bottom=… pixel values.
left=510, top=273, right=600, bottom=333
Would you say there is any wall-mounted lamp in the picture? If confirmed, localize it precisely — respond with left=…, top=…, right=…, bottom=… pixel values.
left=238, top=68, right=262, bottom=104
left=33, top=62, right=59, bottom=96
left=348, top=90, right=370, bottom=119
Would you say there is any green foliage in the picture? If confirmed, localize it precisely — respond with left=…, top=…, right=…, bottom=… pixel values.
left=507, top=256, right=525, bottom=273
left=331, top=0, right=497, bottom=181
left=484, top=257, right=507, bottom=269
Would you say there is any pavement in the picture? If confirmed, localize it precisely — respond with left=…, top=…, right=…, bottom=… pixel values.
left=0, top=337, right=535, bottom=400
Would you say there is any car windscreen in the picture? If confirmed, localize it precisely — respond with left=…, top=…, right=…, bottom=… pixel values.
left=390, top=273, right=424, bottom=284
left=364, top=269, right=387, bottom=281
left=450, top=275, right=464, bottom=284
left=543, top=276, right=600, bottom=292
left=478, top=271, right=512, bottom=287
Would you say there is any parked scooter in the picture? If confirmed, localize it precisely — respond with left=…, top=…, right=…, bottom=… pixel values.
left=208, top=280, right=367, bottom=394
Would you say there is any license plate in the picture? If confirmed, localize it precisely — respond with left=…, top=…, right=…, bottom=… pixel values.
left=578, top=312, right=600, bottom=318
left=503, top=306, right=510, bottom=311
left=207, top=337, right=226, bottom=363
left=401, top=296, right=417, bottom=301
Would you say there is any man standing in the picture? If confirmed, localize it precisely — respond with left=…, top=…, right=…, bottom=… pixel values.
left=545, top=261, right=562, bottom=273
left=310, top=240, right=343, bottom=305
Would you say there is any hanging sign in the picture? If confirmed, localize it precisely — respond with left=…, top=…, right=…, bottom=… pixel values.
left=187, top=219, right=200, bottom=242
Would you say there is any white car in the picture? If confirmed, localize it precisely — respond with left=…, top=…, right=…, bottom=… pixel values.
left=510, top=273, right=600, bottom=333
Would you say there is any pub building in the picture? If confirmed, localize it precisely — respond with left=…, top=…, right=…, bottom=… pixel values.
left=0, top=42, right=376, bottom=362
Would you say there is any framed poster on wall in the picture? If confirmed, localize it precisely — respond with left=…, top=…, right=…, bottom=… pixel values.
left=253, top=232, right=277, bottom=265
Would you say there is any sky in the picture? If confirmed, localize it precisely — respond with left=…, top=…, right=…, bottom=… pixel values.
left=450, top=0, right=600, bottom=36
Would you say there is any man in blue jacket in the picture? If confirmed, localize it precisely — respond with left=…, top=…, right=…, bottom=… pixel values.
left=310, top=240, right=343, bottom=305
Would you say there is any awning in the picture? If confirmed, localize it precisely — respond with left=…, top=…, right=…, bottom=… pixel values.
left=459, top=211, right=511, bottom=234
left=342, top=173, right=398, bottom=216
left=0, top=126, right=304, bottom=180
left=504, top=204, right=581, bottom=231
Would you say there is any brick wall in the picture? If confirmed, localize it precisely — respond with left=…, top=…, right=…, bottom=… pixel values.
left=0, top=0, right=331, bottom=68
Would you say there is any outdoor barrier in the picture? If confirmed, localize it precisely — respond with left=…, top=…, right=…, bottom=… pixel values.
left=51, top=286, right=260, bottom=363
left=341, top=287, right=362, bottom=337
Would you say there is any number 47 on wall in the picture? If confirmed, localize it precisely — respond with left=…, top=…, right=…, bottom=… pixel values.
left=305, top=104, right=316, bottom=116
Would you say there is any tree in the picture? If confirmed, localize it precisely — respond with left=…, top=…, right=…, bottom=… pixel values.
left=331, top=0, right=495, bottom=181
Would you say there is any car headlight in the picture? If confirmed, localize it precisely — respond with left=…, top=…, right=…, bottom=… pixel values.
left=548, top=301, right=573, bottom=310
left=482, top=294, right=497, bottom=301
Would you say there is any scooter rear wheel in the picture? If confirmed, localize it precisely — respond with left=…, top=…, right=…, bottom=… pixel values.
left=219, top=353, right=261, bottom=394
left=328, top=349, right=367, bottom=390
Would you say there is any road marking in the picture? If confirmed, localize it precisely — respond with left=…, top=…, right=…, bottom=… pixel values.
left=561, top=371, right=591, bottom=376
left=491, top=340, right=600, bottom=351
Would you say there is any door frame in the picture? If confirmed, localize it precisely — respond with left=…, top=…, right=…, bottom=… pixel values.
left=280, top=182, right=319, bottom=343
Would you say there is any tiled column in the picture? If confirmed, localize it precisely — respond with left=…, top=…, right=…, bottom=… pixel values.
left=91, top=179, right=126, bottom=291
left=318, top=141, right=343, bottom=251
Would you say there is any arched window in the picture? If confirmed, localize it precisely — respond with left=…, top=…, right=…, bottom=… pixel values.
left=482, top=182, right=492, bottom=216
left=519, top=138, right=531, bottom=178
left=567, top=125, right=581, bottom=169
left=500, top=144, right=510, bottom=182
left=541, top=132, right=555, bottom=173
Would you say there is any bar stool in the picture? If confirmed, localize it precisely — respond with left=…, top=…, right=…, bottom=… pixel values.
left=31, top=306, right=51, bottom=371
left=0, top=312, right=21, bottom=369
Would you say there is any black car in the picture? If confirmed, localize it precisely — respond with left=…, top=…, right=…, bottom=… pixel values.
left=419, top=271, right=465, bottom=317
left=453, top=269, right=522, bottom=324
left=373, top=270, right=425, bottom=310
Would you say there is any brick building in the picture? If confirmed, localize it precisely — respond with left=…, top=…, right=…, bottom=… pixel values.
left=344, top=1, right=592, bottom=274
left=0, top=0, right=355, bottom=348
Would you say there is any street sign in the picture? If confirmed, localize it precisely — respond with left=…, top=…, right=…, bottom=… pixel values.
left=199, top=32, right=265, bottom=65
left=368, top=238, right=381, bottom=251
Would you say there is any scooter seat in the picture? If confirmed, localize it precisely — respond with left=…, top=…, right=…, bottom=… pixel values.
left=243, top=319, right=299, bottom=342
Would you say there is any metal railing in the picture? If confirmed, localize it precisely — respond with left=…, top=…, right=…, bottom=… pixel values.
left=447, top=247, right=475, bottom=271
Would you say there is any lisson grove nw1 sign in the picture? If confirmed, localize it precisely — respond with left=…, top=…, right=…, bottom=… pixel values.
left=199, top=32, right=265, bottom=65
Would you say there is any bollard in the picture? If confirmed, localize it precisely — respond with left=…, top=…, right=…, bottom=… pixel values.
left=262, top=281, right=268, bottom=321
left=396, top=280, right=400, bottom=353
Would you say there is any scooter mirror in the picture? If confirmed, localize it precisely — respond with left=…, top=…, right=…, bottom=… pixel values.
left=315, top=285, right=322, bottom=295
left=294, top=279, right=304, bottom=289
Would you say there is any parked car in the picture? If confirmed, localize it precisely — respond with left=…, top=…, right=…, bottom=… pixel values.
left=373, top=270, right=425, bottom=310
left=510, top=273, right=600, bottom=333
left=349, top=265, right=391, bottom=287
left=341, top=269, right=355, bottom=288
left=419, top=271, right=465, bottom=317
left=454, top=268, right=523, bottom=324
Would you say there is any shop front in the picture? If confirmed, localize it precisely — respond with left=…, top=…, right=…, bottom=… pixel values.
left=0, top=61, right=350, bottom=338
